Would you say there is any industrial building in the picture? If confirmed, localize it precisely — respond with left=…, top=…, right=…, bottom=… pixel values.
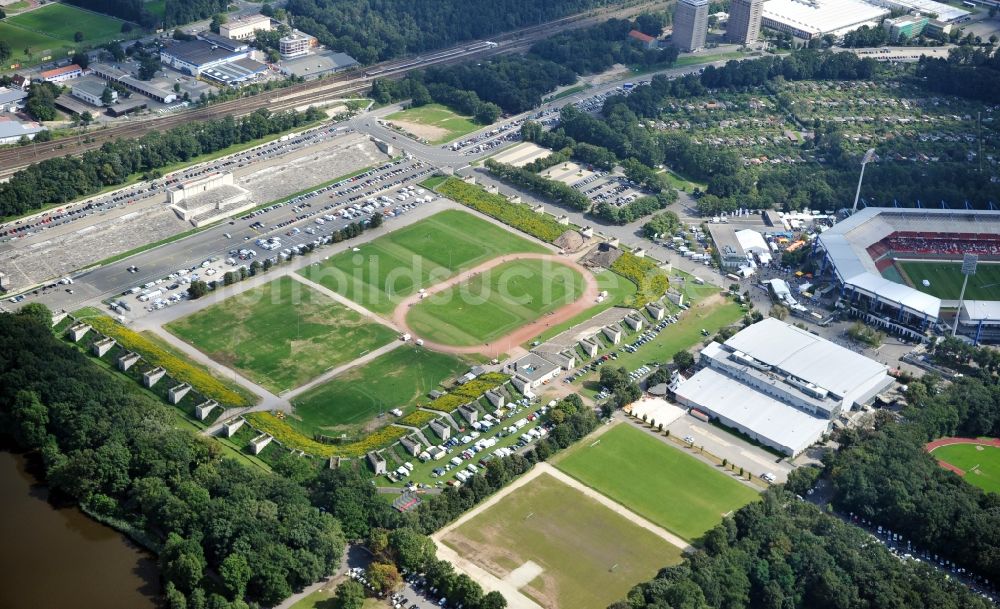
left=882, top=15, right=928, bottom=41
left=760, top=0, right=889, bottom=40
left=673, top=0, right=709, bottom=52
left=160, top=39, right=250, bottom=76
left=867, top=0, right=969, bottom=22
left=727, top=0, right=764, bottom=44
left=219, top=14, right=272, bottom=40
left=38, top=64, right=86, bottom=83
left=70, top=76, right=117, bottom=106
left=279, top=51, right=360, bottom=79
left=200, top=57, right=268, bottom=86
left=674, top=318, right=893, bottom=456
left=628, top=29, right=659, bottom=49
left=0, top=86, right=27, bottom=113
left=90, top=64, right=178, bottom=104
left=0, top=119, right=46, bottom=145
left=957, top=301, right=1000, bottom=345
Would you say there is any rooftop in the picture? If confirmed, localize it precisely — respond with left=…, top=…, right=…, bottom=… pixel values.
left=762, top=0, right=889, bottom=36
left=71, top=76, right=109, bottom=97
left=628, top=30, right=656, bottom=42
left=279, top=50, right=360, bottom=76
left=162, top=40, right=246, bottom=66
left=0, top=119, right=46, bottom=139
left=39, top=64, right=82, bottom=79
left=708, top=224, right=745, bottom=258
left=511, top=352, right=560, bottom=382
left=0, top=86, right=28, bottom=105
left=961, top=300, right=1000, bottom=323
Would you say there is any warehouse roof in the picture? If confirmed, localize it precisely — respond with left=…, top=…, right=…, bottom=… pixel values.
left=762, top=0, right=888, bottom=36
left=0, top=86, right=27, bottom=106
left=71, top=76, right=109, bottom=97
left=675, top=367, right=830, bottom=455
left=163, top=40, right=245, bottom=66
left=722, top=318, right=889, bottom=399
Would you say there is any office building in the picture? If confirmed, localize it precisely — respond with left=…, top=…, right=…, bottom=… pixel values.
left=673, top=0, right=709, bottom=52
left=279, top=33, right=313, bottom=59
left=726, top=0, right=763, bottom=44
left=219, top=14, right=271, bottom=40
left=882, top=15, right=928, bottom=41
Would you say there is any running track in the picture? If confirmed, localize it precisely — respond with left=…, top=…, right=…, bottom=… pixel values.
left=924, top=437, right=1000, bottom=476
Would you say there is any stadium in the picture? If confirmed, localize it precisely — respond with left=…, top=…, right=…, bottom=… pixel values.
left=816, top=208, right=1000, bottom=345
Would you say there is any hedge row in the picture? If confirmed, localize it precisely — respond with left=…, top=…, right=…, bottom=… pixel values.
left=244, top=412, right=408, bottom=457
left=610, top=252, right=670, bottom=307
left=398, top=410, right=438, bottom=427
left=424, top=372, right=510, bottom=412
left=437, top=178, right=568, bottom=243
left=85, top=315, right=255, bottom=408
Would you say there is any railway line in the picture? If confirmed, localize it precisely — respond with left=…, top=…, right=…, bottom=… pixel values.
left=0, top=1, right=661, bottom=179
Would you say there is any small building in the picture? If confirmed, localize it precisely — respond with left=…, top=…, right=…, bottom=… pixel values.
left=367, top=451, right=387, bottom=475
left=90, top=64, right=177, bottom=104
left=399, top=435, right=422, bottom=457
left=219, top=14, right=272, bottom=40
left=507, top=352, right=562, bottom=391
left=430, top=418, right=452, bottom=442
left=0, top=119, right=46, bottom=145
left=38, top=64, right=85, bottom=83
left=543, top=350, right=576, bottom=371
left=709, top=224, right=747, bottom=270
left=71, top=76, right=116, bottom=107
left=279, top=50, right=359, bottom=79
left=9, top=75, right=29, bottom=91
left=624, top=313, right=644, bottom=332
left=458, top=404, right=479, bottom=425
left=646, top=301, right=666, bottom=321
left=628, top=29, right=659, bottom=49
left=0, top=86, right=28, bottom=112
left=579, top=337, right=600, bottom=358
left=883, top=14, right=928, bottom=42
left=484, top=389, right=505, bottom=408
left=603, top=324, right=623, bottom=345
left=279, top=32, right=314, bottom=59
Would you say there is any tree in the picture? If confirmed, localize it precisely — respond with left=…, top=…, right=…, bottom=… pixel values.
left=388, top=527, right=436, bottom=572
left=210, top=13, right=227, bottom=33
left=332, top=580, right=366, bottom=609
left=365, top=562, right=402, bottom=596
left=138, top=55, right=160, bottom=80
left=121, top=21, right=134, bottom=34
left=474, top=101, right=502, bottom=125
left=16, top=302, right=52, bottom=326
left=72, top=51, right=90, bottom=69
left=0, top=7, right=6, bottom=18
left=672, top=350, right=695, bottom=370
left=769, top=304, right=789, bottom=320
left=74, top=31, right=85, bottom=43
left=219, top=554, right=251, bottom=600
left=25, top=82, right=59, bottom=121
left=161, top=533, right=207, bottom=594
left=0, top=40, right=10, bottom=64
left=187, top=280, right=209, bottom=299
left=480, top=590, right=508, bottom=609
left=101, top=86, right=114, bottom=106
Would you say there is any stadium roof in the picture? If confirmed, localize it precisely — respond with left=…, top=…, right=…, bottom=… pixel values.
left=817, top=208, right=1000, bottom=320
left=723, top=317, right=889, bottom=400
left=961, top=301, right=1000, bottom=323
left=675, top=367, right=830, bottom=456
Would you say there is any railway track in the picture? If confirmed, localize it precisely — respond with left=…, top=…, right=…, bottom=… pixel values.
left=0, top=1, right=662, bottom=178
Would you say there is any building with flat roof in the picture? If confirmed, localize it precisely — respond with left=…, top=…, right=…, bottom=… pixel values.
left=70, top=76, right=117, bottom=106
left=708, top=224, right=747, bottom=269
left=673, top=0, right=709, bottom=52
left=761, top=0, right=889, bottom=40
left=0, top=119, right=46, bottom=145
left=674, top=318, right=893, bottom=455
left=90, top=64, right=178, bottom=104
left=727, top=0, right=764, bottom=44
left=219, top=14, right=272, bottom=40
left=278, top=50, right=360, bottom=79
left=279, top=33, right=314, bottom=59
left=957, top=301, right=1000, bottom=345
left=200, top=57, right=268, bottom=86
left=160, top=40, right=250, bottom=76
left=867, top=0, right=969, bottom=22
left=0, top=86, right=28, bottom=112
left=883, top=15, right=928, bottom=42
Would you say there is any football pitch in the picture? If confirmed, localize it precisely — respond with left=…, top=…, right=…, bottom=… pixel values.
left=896, top=260, right=1000, bottom=301
left=555, top=423, right=760, bottom=540
left=165, top=276, right=397, bottom=393
left=932, top=442, right=1000, bottom=495
left=405, top=258, right=586, bottom=346
left=3, top=4, right=131, bottom=68
left=441, top=472, right=683, bottom=609
left=289, top=346, right=468, bottom=435
left=299, top=210, right=546, bottom=314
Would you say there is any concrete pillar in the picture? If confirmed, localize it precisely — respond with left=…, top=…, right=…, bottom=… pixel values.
left=168, top=383, right=192, bottom=405
left=68, top=323, right=91, bottom=342
left=195, top=400, right=218, bottom=421
left=143, top=367, right=166, bottom=388
left=251, top=434, right=273, bottom=455
left=118, top=352, right=141, bottom=372
left=224, top=418, right=245, bottom=437
left=91, top=337, right=116, bottom=357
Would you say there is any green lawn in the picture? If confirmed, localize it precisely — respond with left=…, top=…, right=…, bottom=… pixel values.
left=289, top=346, right=469, bottom=436
left=660, top=168, right=706, bottom=193
left=406, top=258, right=586, bottom=346
left=8, top=3, right=128, bottom=43
left=526, top=269, right=637, bottom=346
left=165, top=276, right=397, bottom=393
left=386, top=103, right=482, bottom=144
left=442, top=472, right=683, bottom=609
left=299, top=210, right=547, bottom=314
left=0, top=22, right=67, bottom=69
left=897, top=260, right=1000, bottom=301
left=555, top=424, right=759, bottom=540
left=932, top=442, right=1000, bottom=495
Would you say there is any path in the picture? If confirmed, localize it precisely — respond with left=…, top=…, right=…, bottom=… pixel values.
left=282, top=339, right=404, bottom=400
left=391, top=253, right=600, bottom=355
left=432, top=460, right=691, bottom=609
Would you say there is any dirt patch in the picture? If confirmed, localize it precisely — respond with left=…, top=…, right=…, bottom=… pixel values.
left=388, top=119, right=449, bottom=142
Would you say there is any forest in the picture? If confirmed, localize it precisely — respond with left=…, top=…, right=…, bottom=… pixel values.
left=284, top=0, right=623, bottom=65
left=0, top=107, right=323, bottom=219
left=916, top=48, right=1000, bottom=103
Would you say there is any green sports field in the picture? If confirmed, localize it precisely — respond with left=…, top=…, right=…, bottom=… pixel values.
left=555, top=424, right=760, bottom=540
left=165, top=276, right=397, bottom=393
left=932, top=442, right=1000, bottom=494
left=386, top=103, right=482, bottom=145
left=406, top=258, right=586, bottom=346
left=442, top=472, right=683, bottom=609
left=897, top=260, right=1000, bottom=301
left=289, top=346, right=468, bottom=436
left=2, top=4, right=131, bottom=69
left=299, top=210, right=547, bottom=314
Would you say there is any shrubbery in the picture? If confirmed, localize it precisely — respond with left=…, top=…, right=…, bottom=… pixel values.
left=610, top=252, right=669, bottom=307
left=437, top=178, right=568, bottom=243
left=484, top=159, right=591, bottom=211
left=424, top=373, right=509, bottom=412
left=245, top=412, right=407, bottom=457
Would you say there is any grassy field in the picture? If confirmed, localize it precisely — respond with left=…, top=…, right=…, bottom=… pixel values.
left=442, top=472, right=683, bottom=609
left=661, top=168, right=706, bottom=193
left=299, top=210, right=547, bottom=314
left=2, top=4, right=131, bottom=69
left=386, top=103, right=481, bottom=144
left=897, top=260, right=1000, bottom=301
left=289, top=346, right=468, bottom=436
left=526, top=269, right=637, bottom=346
left=406, top=258, right=586, bottom=346
left=555, top=424, right=759, bottom=540
left=933, top=442, right=1000, bottom=494
left=165, top=276, right=397, bottom=393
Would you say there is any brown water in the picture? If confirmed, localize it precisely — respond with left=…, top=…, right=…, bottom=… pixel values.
left=0, top=451, right=160, bottom=609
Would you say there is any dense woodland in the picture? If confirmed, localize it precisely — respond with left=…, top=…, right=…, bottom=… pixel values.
left=0, top=107, right=323, bottom=218
left=916, top=48, right=1000, bottom=103
left=284, top=0, right=621, bottom=65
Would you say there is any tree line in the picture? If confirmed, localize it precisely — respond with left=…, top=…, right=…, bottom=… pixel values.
left=0, top=107, right=323, bottom=219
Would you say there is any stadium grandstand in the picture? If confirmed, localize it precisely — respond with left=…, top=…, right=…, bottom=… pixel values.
left=816, top=207, right=1000, bottom=344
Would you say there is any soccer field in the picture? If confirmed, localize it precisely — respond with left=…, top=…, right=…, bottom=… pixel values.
left=555, top=424, right=760, bottom=540
left=289, top=346, right=468, bottom=436
left=2, top=4, right=132, bottom=69
left=299, top=210, right=546, bottom=314
left=386, top=103, right=482, bottom=145
left=441, top=472, right=683, bottom=609
left=165, top=276, right=397, bottom=393
left=932, top=442, right=1000, bottom=495
left=405, top=258, right=586, bottom=346
left=897, top=260, right=1000, bottom=301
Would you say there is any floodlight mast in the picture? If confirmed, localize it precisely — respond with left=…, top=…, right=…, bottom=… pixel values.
left=952, top=254, right=978, bottom=337
left=851, top=149, right=877, bottom=214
